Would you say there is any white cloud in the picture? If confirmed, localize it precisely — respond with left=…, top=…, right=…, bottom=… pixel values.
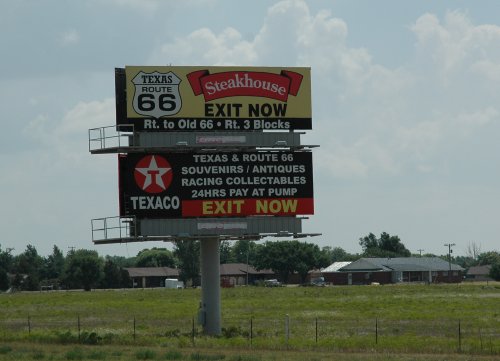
left=2, top=0, right=500, bottom=256
left=411, top=11, right=500, bottom=81
left=456, top=107, right=498, bottom=129
left=471, top=60, right=500, bottom=81
left=107, top=0, right=216, bottom=12
left=59, top=98, right=115, bottom=136
left=316, top=145, right=368, bottom=179
left=106, top=0, right=160, bottom=12
left=60, top=29, right=80, bottom=46
left=0, top=97, right=118, bottom=255
left=24, top=98, right=115, bottom=168
left=150, top=27, right=256, bottom=66
left=147, top=2, right=500, bottom=181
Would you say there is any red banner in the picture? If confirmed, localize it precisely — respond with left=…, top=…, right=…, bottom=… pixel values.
left=187, top=70, right=303, bottom=102
left=182, top=198, right=314, bottom=217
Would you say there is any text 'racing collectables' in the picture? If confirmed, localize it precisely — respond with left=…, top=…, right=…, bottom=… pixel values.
left=119, top=152, right=314, bottom=218
left=116, top=66, right=312, bottom=131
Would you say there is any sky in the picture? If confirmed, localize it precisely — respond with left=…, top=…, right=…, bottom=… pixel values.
left=1, top=0, right=499, bottom=258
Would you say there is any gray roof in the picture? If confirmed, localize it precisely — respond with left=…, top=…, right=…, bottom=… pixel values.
left=467, top=265, right=491, bottom=276
left=220, top=263, right=273, bottom=276
left=125, top=267, right=180, bottom=278
left=339, top=257, right=464, bottom=272
left=126, top=264, right=272, bottom=278
left=340, top=258, right=389, bottom=271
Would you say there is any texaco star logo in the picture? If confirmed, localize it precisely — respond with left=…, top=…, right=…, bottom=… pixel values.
left=134, top=155, right=173, bottom=194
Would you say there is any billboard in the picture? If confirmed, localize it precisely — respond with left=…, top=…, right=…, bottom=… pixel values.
left=116, top=66, right=311, bottom=131
left=119, top=151, right=314, bottom=218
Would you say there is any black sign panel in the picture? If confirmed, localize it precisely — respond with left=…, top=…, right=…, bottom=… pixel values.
left=119, top=151, right=314, bottom=218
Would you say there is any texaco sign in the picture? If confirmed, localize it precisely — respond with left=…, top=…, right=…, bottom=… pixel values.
left=119, top=151, right=314, bottom=219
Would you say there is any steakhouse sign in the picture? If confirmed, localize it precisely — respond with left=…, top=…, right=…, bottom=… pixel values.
left=117, top=66, right=311, bottom=131
left=119, top=152, right=314, bottom=218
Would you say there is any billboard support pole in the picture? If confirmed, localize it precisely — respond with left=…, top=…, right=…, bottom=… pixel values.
left=200, top=237, right=221, bottom=336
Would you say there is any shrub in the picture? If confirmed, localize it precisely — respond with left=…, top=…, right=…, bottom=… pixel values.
left=80, top=331, right=102, bottom=345
left=54, top=331, right=78, bottom=344
left=88, top=350, right=107, bottom=360
left=32, top=350, right=45, bottom=360
left=0, top=345, right=12, bottom=354
left=65, top=348, right=84, bottom=360
left=165, top=329, right=181, bottom=338
left=164, top=350, right=183, bottom=360
left=190, top=353, right=225, bottom=360
left=229, top=356, right=262, bottom=361
left=136, top=349, right=157, bottom=360
left=221, top=326, right=247, bottom=338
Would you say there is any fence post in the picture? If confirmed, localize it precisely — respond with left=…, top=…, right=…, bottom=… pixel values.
left=28, top=314, right=31, bottom=335
left=250, top=317, right=253, bottom=348
left=458, top=319, right=461, bottom=352
left=133, top=316, right=136, bottom=341
left=77, top=315, right=81, bottom=341
left=191, top=317, right=195, bottom=346
left=375, top=318, right=378, bottom=345
left=285, top=314, right=290, bottom=349
left=315, top=318, right=318, bottom=344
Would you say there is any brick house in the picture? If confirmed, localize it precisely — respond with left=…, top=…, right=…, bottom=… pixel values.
left=322, top=257, right=464, bottom=285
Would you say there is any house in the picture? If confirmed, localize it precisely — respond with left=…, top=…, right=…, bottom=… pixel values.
left=220, top=263, right=274, bottom=286
left=125, top=267, right=180, bottom=288
left=321, top=262, right=352, bottom=284
left=466, top=265, right=492, bottom=282
left=322, top=257, right=464, bottom=285
left=125, top=264, right=274, bottom=288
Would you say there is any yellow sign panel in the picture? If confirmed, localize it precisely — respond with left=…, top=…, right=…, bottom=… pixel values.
left=119, top=66, right=311, bottom=131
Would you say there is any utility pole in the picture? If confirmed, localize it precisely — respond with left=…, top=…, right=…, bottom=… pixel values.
left=417, top=249, right=424, bottom=256
left=444, top=243, right=456, bottom=282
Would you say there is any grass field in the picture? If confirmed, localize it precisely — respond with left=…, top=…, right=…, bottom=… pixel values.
left=0, top=283, right=499, bottom=360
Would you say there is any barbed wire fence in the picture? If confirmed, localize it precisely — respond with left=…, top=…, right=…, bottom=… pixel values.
left=0, top=314, right=498, bottom=355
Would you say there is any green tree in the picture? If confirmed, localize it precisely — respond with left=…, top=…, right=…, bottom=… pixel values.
left=219, top=241, right=235, bottom=264
left=106, top=255, right=136, bottom=268
left=379, top=232, right=410, bottom=256
left=231, top=240, right=259, bottom=265
left=359, top=233, right=378, bottom=250
left=0, top=246, right=13, bottom=291
left=0, top=246, right=14, bottom=273
left=255, top=241, right=294, bottom=282
left=477, top=251, right=500, bottom=266
left=13, top=245, right=43, bottom=290
left=295, top=242, right=329, bottom=282
left=453, top=255, right=477, bottom=269
left=0, top=268, right=9, bottom=291
left=63, top=249, right=103, bottom=291
left=101, top=256, right=130, bottom=288
left=359, top=232, right=411, bottom=258
left=43, top=245, right=65, bottom=281
left=322, top=246, right=358, bottom=263
left=173, top=240, right=200, bottom=286
left=254, top=241, right=328, bottom=283
left=489, top=261, right=500, bottom=281
left=135, top=248, right=176, bottom=268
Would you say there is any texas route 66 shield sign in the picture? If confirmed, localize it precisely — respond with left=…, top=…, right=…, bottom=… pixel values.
left=132, top=71, right=182, bottom=119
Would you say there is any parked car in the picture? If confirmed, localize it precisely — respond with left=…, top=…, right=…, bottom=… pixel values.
left=310, top=277, right=326, bottom=287
left=264, top=279, right=282, bottom=287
